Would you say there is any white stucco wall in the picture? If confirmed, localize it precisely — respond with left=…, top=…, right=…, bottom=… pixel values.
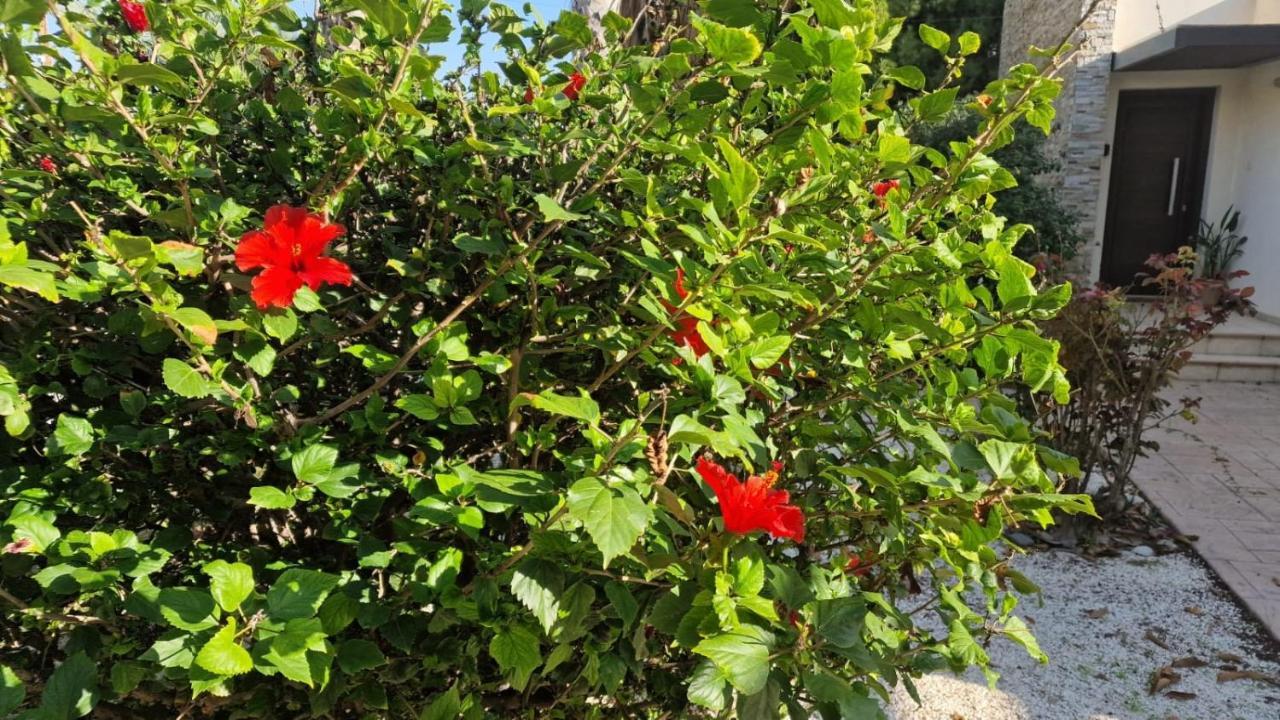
left=1089, top=58, right=1280, bottom=317
left=1114, top=0, right=1274, bottom=49
left=1231, top=58, right=1280, bottom=317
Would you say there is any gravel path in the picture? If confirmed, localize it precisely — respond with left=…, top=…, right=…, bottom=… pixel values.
left=889, top=550, right=1280, bottom=720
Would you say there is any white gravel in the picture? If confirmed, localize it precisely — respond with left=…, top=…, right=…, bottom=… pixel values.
left=889, top=550, right=1280, bottom=720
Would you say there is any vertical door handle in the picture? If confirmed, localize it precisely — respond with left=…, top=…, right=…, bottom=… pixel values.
left=1167, top=157, right=1181, bottom=216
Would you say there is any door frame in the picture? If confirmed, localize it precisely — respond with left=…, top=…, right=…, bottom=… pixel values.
left=1100, top=87, right=1216, bottom=288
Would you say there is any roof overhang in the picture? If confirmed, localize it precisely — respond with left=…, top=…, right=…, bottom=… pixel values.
left=1114, top=24, right=1280, bottom=72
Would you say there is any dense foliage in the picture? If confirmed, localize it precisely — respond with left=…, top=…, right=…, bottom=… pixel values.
left=912, top=107, right=1084, bottom=261
left=1, top=0, right=1090, bottom=717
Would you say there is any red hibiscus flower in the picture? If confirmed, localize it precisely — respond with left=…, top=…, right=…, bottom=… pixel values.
left=38, top=156, right=56, bottom=174
left=235, top=205, right=353, bottom=309
left=872, top=179, right=900, bottom=204
left=118, top=0, right=149, bottom=33
left=661, top=268, right=709, bottom=364
left=563, top=72, right=586, bottom=101
left=523, top=86, right=535, bottom=103
left=695, top=457, right=805, bottom=542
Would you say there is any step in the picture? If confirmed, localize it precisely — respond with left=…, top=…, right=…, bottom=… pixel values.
left=1191, top=316, right=1280, bottom=357
left=1182, top=353, right=1280, bottom=382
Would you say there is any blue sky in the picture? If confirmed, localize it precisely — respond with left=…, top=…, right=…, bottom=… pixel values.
left=289, top=0, right=573, bottom=71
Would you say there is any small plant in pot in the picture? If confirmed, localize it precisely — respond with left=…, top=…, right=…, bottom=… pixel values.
left=1195, top=206, right=1248, bottom=305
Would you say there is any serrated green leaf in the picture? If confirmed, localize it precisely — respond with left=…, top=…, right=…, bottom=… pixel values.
left=566, top=478, right=651, bottom=568
left=266, top=568, right=339, bottom=620
left=162, top=359, right=212, bottom=399
left=534, top=194, right=587, bottom=222
left=693, top=15, right=762, bottom=66
left=203, top=560, right=254, bottom=612
left=248, top=486, right=295, bottom=509
left=512, top=559, right=564, bottom=634
left=38, top=652, right=98, bottom=719
left=196, top=619, right=253, bottom=676
left=488, top=626, right=542, bottom=691
left=336, top=639, right=386, bottom=674
left=693, top=626, right=773, bottom=695
left=291, top=444, right=338, bottom=484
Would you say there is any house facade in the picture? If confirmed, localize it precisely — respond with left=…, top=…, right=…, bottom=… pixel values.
left=1001, top=0, right=1280, bottom=319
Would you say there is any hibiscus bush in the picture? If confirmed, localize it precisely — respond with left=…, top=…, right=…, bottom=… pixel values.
left=0, top=0, right=1090, bottom=717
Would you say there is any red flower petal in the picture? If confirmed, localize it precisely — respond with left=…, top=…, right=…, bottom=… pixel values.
left=235, top=230, right=284, bottom=271
left=298, top=255, right=353, bottom=290
left=249, top=265, right=303, bottom=309
left=563, top=72, right=586, bottom=101
left=118, top=0, right=149, bottom=32
left=695, top=456, right=806, bottom=542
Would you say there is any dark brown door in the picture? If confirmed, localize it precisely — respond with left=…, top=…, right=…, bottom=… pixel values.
left=1101, top=88, right=1215, bottom=288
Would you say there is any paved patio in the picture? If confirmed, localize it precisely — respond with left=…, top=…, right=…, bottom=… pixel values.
left=1131, top=380, right=1280, bottom=640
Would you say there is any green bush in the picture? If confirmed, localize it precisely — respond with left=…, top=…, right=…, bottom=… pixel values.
left=912, top=106, right=1085, bottom=260
left=0, top=1, right=1090, bottom=717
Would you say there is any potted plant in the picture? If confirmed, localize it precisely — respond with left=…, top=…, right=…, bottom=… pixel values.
left=1194, top=206, right=1248, bottom=305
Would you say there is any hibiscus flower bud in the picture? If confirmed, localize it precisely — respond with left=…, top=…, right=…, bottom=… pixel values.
left=38, top=156, right=57, bottom=174
left=523, top=86, right=535, bottom=104
left=976, top=94, right=994, bottom=108
left=118, top=0, right=150, bottom=33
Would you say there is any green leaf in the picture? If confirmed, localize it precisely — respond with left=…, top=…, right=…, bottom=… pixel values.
left=266, top=568, right=340, bottom=620
left=997, top=256, right=1037, bottom=305
left=693, top=625, right=773, bottom=695
left=0, top=665, right=25, bottom=717
left=488, top=626, right=542, bottom=691
left=566, top=478, right=652, bottom=568
left=512, top=559, right=564, bottom=634
left=162, top=359, right=212, bottom=399
left=877, top=134, right=911, bottom=164
left=291, top=444, right=339, bottom=484
left=9, top=514, right=60, bottom=552
left=515, top=390, right=600, bottom=425
left=958, top=31, right=981, bottom=56
left=336, top=639, right=386, bottom=674
left=395, top=394, right=440, bottom=420
left=262, top=618, right=328, bottom=687
left=746, top=336, right=791, bottom=369
left=814, top=596, right=866, bottom=648
left=203, top=560, right=254, bottom=612
left=914, top=87, right=959, bottom=122
left=108, top=662, right=147, bottom=697
left=948, top=619, right=988, bottom=665
left=158, top=587, right=219, bottom=631
left=737, top=679, right=781, bottom=720
left=117, top=63, right=186, bottom=90
left=887, top=65, right=926, bottom=90
left=420, top=687, right=461, bottom=720
left=0, top=0, right=45, bottom=25
left=261, top=310, right=298, bottom=340
left=534, top=194, right=587, bottom=223
left=38, top=652, right=98, bottom=719
left=350, top=0, right=407, bottom=37
left=918, top=24, right=951, bottom=52
left=49, top=414, right=94, bottom=457
left=170, top=307, right=218, bottom=345
left=715, top=137, right=760, bottom=212
left=248, top=486, right=296, bottom=509
left=0, top=266, right=58, bottom=302
left=687, top=660, right=729, bottom=711
left=1000, top=616, right=1047, bottom=663
left=692, top=15, right=762, bottom=66
left=195, top=619, right=253, bottom=676
left=604, top=581, right=639, bottom=628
